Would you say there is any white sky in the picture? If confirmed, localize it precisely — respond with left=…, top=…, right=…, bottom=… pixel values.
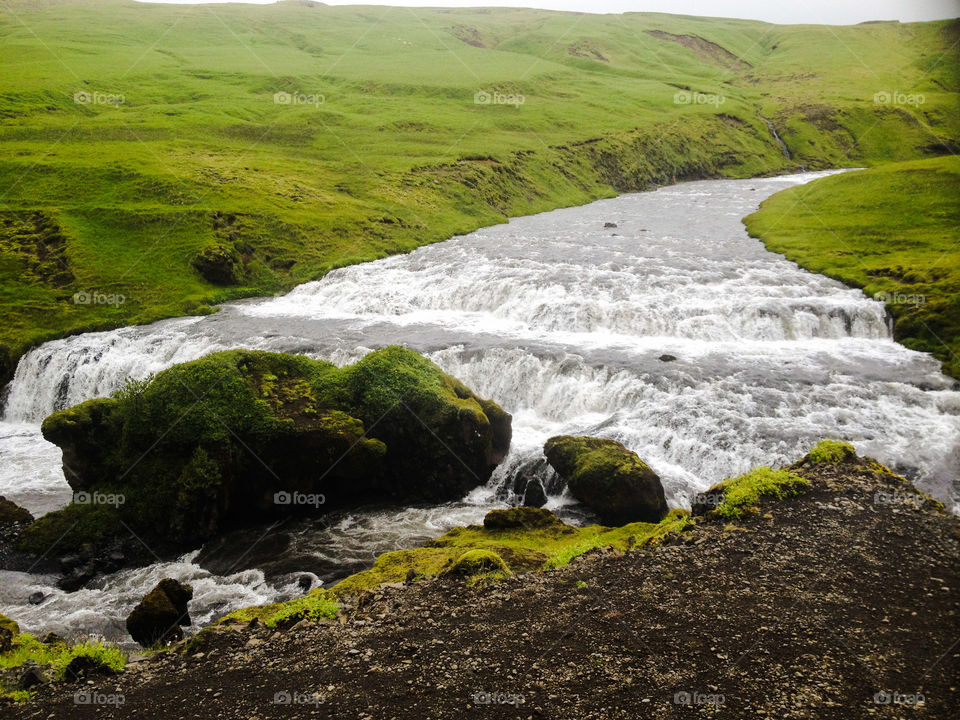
left=133, top=0, right=960, bottom=25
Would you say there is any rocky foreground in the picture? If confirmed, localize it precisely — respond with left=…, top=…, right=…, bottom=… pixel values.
left=6, top=452, right=958, bottom=719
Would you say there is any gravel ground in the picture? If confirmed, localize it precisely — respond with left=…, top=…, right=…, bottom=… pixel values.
left=6, top=456, right=959, bottom=719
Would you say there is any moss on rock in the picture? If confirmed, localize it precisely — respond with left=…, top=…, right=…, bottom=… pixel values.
left=804, top=439, right=857, bottom=465
left=483, top=506, right=560, bottom=530
left=28, top=347, right=510, bottom=558
left=0, top=497, right=33, bottom=527
left=543, top=435, right=667, bottom=524
left=695, top=467, right=811, bottom=520
left=445, top=549, right=510, bottom=576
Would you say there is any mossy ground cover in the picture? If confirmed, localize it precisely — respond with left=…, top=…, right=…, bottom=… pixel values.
left=219, top=506, right=693, bottom=627
left=0, top=1, right=956, bottom=383
left=745, top=157, right=960, bottom=378
left=0, top=633, right=126, bottom=702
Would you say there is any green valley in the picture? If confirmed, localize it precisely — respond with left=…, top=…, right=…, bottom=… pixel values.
left=0, top=0, right=957, bottom=384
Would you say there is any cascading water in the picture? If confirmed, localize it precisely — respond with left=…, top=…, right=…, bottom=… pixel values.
left=2, top=171, right=958, bottom=644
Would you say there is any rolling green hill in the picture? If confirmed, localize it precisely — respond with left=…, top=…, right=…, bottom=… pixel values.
left=0, top=0, right=957, bottom=384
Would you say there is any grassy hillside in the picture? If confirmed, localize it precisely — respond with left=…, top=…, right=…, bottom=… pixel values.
left=0, top=0, right=957, bottom=384
left=745, top=157, right=960, bottom=378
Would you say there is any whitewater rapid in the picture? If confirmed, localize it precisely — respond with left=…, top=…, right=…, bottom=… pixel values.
left=2, top=171, right=958, bottom=643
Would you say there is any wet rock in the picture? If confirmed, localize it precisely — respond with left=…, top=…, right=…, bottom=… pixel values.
left=522, top=478, right=548, bottom=508
left=543, top=435, right=667, bottom=524
left=126, top=578, right=194, bottom=648
left=57, top=563, right=97, bottom=592
left=658, top=354, right=677, bottom=362
left=484, top=506, right=559, bottom=530
left=28, top=348, right=512, bottom=559
left=604, top=222, right=618, bottom=228
left=27, top=591, right=46, bottom=605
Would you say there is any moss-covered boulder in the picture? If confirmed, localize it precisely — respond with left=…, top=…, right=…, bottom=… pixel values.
left=191, top=241, right=244, bottom=285
left=0, top=612, right=19, bottom=653
left=445, top=549, right=510, bottom=576
left=483, top=506, right=560, bottom=530
left=0, top=497, right=33, bottom=527
left=802, top=439, right=857, bottom=465
left=125, top=578, right=193, bottom=648
left=543, top=436, right=667, bottom=525
left=27, top=347, right=511, bottom=556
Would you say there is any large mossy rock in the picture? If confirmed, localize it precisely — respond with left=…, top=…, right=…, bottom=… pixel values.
left=0, top=612, right=19, bottom=653
left=543, top=436, right=667, bottom=525
left=125, top=578, right=193, bottom=648
left=25, top=347, right=511, bottom=556
left=0, top=496, right=33, bottom=527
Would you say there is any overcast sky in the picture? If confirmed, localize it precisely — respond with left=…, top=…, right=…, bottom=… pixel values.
left=135, top=0, right=960, bottom=25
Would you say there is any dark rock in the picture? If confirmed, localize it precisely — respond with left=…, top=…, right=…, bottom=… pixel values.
left=126, top=578, right=194, bottom=648
left=658, top=354, right=677, bottom=362
left=543, top=435, right=668, bottom=525
left=28, top=591, right=46, bottom=605
left=26, top=347, right=512, bottom=559
left=62, top=654, right=119, bottom=681
left=57, top=563, right=97, bottom=592
left=17, top=665, right=45, bottom=690
left=0, top=613, right=17, bottom=653
left=0, top=496, right=33, bottom=527
left=484, top=506, right=560, bottom=530
left=404, top=568, right=417, bottom=584
left=297, top=575, right=313, bottom=592
left=604, top=222, right=618, bottom=228
left=522, top=478, right=548, bottom=508
left=41, top=632, right=64, bottom=645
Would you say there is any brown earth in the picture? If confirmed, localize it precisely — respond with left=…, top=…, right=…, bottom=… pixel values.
left=6, top=457, right=959, bottom=719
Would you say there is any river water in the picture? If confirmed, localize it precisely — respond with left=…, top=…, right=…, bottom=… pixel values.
left=2, top=172, right=958, bottom=643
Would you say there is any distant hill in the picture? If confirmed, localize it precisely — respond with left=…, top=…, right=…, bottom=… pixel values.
left=0, top=0, right=957, bottom=384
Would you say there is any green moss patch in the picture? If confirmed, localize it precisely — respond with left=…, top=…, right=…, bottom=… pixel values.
left=705, top=467, right=811, bottom=519
left=0, top=633, right=126, bottom=701
left=805, top=439, right=857, bottom=465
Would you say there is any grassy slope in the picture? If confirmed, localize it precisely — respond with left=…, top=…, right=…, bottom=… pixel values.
left=0, top=0, right=957, bottom=383
left=745, top=157, right=960, bottom=378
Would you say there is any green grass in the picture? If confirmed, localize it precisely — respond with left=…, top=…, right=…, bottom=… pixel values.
left=745, top=157, right=960, bottom=378
left=0, top=632, right=126, bottom=701
left=706, top=467, right=811, bottom=519
left=0, top=0, right=956, bottom=383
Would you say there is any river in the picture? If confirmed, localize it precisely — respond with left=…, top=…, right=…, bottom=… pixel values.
left=1, top=171, right=957, bottom=643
